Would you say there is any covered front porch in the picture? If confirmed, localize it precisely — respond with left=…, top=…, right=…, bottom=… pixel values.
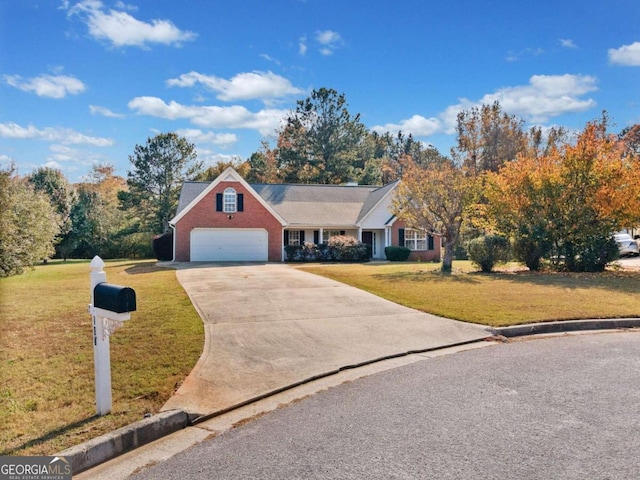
left=282, top=227, right=389, bottom=260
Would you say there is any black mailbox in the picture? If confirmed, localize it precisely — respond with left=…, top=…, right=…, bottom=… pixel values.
left=94, top=283, right=137, bottom=313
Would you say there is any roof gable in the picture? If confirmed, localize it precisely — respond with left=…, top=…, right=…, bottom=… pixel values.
left=356, top=181, right=399, bottom=225
left=170, top=167, right=287, bottom=226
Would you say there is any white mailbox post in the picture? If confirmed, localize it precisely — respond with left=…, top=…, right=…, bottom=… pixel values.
left=89, top=256, right=136, bottom=416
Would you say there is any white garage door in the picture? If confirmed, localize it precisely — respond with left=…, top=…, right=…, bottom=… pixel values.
left=190, top=228, right=268, bottom=262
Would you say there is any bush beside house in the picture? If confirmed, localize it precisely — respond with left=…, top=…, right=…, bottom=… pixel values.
left=384, top=246, right=411, bottom=261
left=285, top=236, right=370, bottom=262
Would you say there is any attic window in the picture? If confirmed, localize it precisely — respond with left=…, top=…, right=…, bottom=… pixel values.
left=223, top=188, right=237, bottom=213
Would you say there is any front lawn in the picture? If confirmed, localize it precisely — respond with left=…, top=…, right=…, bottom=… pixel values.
left=297, top=261, right=640, bottom=326
left=0, top=260, right=204, bottom=456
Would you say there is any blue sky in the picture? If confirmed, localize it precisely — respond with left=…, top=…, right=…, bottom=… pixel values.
left=2, top=0, right=639, bottom=183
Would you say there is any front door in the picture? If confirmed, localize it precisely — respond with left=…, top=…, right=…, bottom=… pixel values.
left=362, top=231, right=374, bottom=258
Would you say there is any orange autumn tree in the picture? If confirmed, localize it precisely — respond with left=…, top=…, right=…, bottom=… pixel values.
left=486, top=116, right=640, bottom=272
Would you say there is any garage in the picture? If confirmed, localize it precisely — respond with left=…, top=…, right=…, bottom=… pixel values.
left=190, top=228, right=269, bottom=262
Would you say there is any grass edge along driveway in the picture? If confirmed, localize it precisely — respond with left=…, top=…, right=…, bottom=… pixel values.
left=297, top=261, right=640, bottom=327
left=0, top=259, right=204, bottom=456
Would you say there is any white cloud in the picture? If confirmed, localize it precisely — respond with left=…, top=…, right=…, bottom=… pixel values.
left=44, top=160, right=64, bottom=169
left=4, top=74, right=85, bottom=98
left=175, top=128, right=238, bottom=148
left=372, top=74, right=598, bottom=137
left=608, top=41, right=640, bottom=66
left=299, top=36, right=307, bottom=55
left=0, top=154, right=13, bottom=169
left=114, top=1, right=137, bottom=11
left=260, top=53, right=281, bottom=66
left=128, top=96, right=288, bottom=135
left=505, top=47, right=544, bottom=62
left=196, top=149, right=243, bottom=167
left=371, top=115, right=442, bottom=137
left=89, top=104, right=125, bottom=118
left=560, top=38, right=577, bottom=49
left=475, top=74, right=597, bottom=123
left=316, top=30, right=341, bottom=45
left=315, top=30, right=342, bottom=55
left=167, top=71, right=303, bottom=102
left=47, top=144, right=112, bottom=173
left=65, top=0, right=197, bottom=48
left=0, top=122, right=114, bottom=146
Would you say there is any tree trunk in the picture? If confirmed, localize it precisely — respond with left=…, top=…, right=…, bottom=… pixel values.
left=441, top=239, right=455, bottom=273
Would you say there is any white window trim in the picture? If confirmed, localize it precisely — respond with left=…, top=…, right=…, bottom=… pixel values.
left=405, top=229, right=428, bottom=251
left=322, top=230, right=343, bottom=243
left=288, top=230, right=301, bottom=246
left=223, top=187, right=237, bottom=213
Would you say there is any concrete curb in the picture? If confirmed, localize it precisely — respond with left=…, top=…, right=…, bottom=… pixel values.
left=489, top=317, right=640, bottom=338
left=57, top=409, right=189, bottom=475
left=62, top=318, right=640, bottom=475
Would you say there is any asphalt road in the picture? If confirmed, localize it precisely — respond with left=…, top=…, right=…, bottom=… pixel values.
left=131, top=332, right=640, bottom=480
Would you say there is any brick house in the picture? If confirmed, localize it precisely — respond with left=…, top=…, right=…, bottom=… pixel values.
left=169, top=167, right=441, bottom=262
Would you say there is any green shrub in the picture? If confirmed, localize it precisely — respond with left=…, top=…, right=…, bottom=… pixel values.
left=512, top=227, right=552, bottom=271
left=285, top=242, right=322, bottom=262
left=467, top=234, right=510, bottom=272
left=285, top=236, right=369, bottom=262
left=327, top=235, right=369, bottom=261
left=561, top=236, right=619, bottom=272
left=385, top=246, right=411, bottom=261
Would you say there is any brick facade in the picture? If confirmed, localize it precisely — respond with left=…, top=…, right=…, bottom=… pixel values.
left=390, top=219, right=442, bottom=262
left=173, top=181, right=283, bottom=262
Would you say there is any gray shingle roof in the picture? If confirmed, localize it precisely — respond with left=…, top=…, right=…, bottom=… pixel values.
left=175, top=181, right=395, bottom=227
left=176, top=181, right=209, bottom=214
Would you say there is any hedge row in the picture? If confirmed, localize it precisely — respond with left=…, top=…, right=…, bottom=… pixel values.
left=285, top=236, right=371, bottom=262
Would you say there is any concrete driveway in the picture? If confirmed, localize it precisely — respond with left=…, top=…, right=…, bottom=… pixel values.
left=162, top=263, right=491, bottom=417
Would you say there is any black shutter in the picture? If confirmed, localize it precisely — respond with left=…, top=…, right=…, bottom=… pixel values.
left=340, top=230, right=345, bottom=235
left=216, top=193, right=223, bottom=212
left=284, top=230, right=289, bottom=245
left=300, top=231, right=305, bottom=243
left=399, top=228, right=405, bottom=247
left=428, top=235, right=434, bottom=250
left=237, top=193, right=244, bottom=212
left=314, top=230, right=320, bottom=244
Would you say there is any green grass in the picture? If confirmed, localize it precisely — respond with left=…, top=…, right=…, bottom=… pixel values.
left=297, top=261, right=640, bottom=326
left=3, top=259, right=639, bottom=455
left=0, top=260, right=204, bottom=456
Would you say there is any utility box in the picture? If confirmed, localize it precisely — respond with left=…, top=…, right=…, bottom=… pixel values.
left=94, top=283, right=137, bottom=314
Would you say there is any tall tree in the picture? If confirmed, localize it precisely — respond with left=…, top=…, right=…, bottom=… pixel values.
left=620, top=124, right=640, bottom=156
left=276, top=88, right=368, bottom=184
left=391, top=158, right=477, bottom=273
left=194, top=158, right=251, bottom=182
left=119, top=133, right=202, bottom=233
left=369, top=131, right=437, bottom=184
left=246, top=141, right=280, bottom=183
left=0, top=165, right=60, bottom=276
left=28, top=167, right=74, bottom=257
left=28, top=167, right=73, bottom=229
left=62, top=164, right=129, bottom=259
left=452, top=101, right=528, bottom=173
